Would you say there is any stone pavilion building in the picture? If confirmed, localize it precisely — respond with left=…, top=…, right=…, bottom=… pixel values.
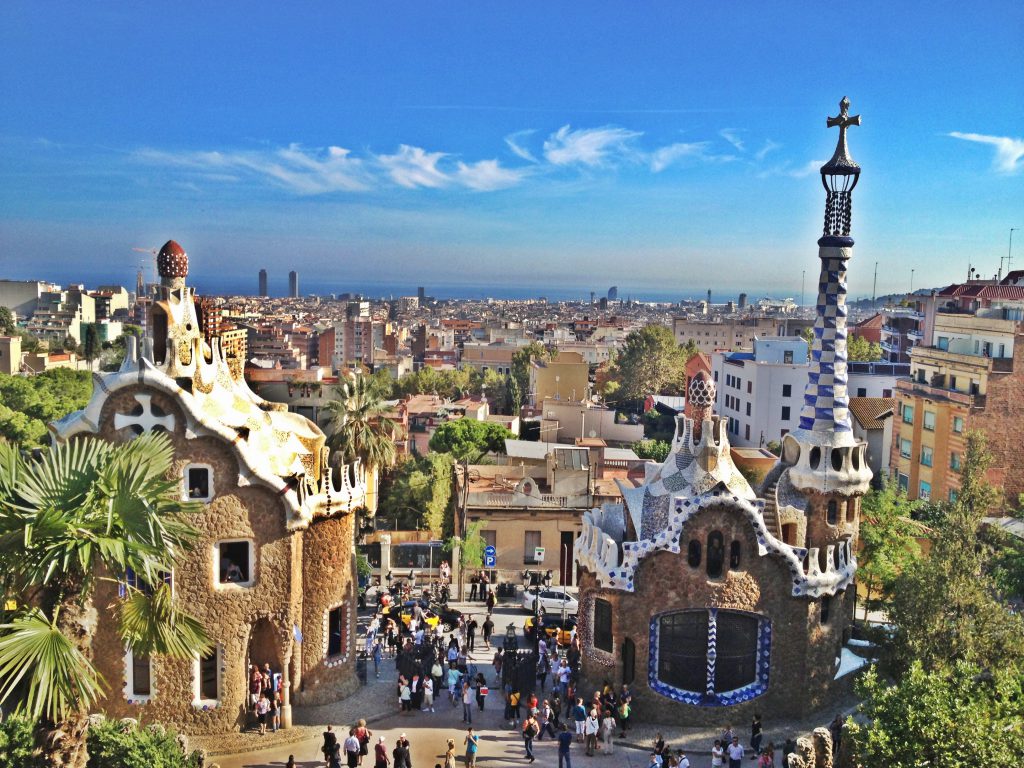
left=51, top=241, right=368, bottom=733
left=574, top=99, right=873, bottom=721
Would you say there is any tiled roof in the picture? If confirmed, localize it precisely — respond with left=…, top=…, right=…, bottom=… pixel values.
left=848, top=397, right=896, bottom=430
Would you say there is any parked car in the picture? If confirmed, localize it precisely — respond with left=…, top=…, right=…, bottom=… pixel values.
left=521, top=586, right=578, bottom=615
left=524, top=614, right=577, bottom=646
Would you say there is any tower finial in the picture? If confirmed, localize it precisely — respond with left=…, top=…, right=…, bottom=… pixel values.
left=819, top=97, right=862, bottom=245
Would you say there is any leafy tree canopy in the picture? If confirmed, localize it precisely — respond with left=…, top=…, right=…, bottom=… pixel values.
left=378, top=453, right=453, bottom=534
left=632, top=438, right=671, bottom=462
left=428, top=418, right=513, bottom=462
left=850, top=662, right=1024, bottom=767
left=848, top=333, right=884, bottom=362
left=0, top=369, right=93, bottom=447
left=607, top=325, right=691, bottom=402
left=0, top=307, right=15, bottom=335
left=858, top=480, right=924, bottom=619
left=886, top=431, right=1024, bottom=675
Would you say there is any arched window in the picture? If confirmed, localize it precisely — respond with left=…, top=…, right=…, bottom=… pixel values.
left=820, top=595, right=831, bottom=625
left=729, top=541, right=742, bottom=569
left=653, top=609, right=767, bottom=703
left=621, top=638, right=636, bottom=685
left=706, top=532, right=725, bottom=578
left=687, top=539, right=702, bottom=568
left=826, top=500, right=838, bottom=526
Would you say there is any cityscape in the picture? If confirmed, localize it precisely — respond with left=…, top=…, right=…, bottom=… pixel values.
left=1, top=4, right=1022, bottom=768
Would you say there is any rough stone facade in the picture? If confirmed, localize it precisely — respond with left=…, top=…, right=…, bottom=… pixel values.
left=50, top=243, right=366, bottom=735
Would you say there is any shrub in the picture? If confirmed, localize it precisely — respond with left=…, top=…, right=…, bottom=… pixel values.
left=86, top=718, right=200, bottom=768
left=0, top=715, right=44, bottom=768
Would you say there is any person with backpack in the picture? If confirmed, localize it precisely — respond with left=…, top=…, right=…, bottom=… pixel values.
left=522, top=712, right=540, bottom=762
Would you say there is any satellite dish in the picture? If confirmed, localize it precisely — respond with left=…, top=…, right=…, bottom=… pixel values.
left=588, top=430, right=598, bottom=438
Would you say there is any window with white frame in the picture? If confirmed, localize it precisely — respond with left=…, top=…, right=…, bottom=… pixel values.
left=923, top=411, right=936, bottom=431
left=899, top=438, right=912, bottom=459
left=216, top=540, right=254, bottom=587
left=194, top=646, right=220, bottom=705
left=920, top=446, right=933, bottom=467
left=184, top=463, right=214, bottom=502
left=125, top=648, right=153, bottom=700
left=953, top=416, right=964, bottom=433
left=902, top=404, right=914, bottom=424
left=919, top=480, right=932, bottom=500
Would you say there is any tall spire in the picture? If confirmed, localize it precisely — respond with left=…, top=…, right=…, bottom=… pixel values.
left=798, top=97, right=862, bottom=436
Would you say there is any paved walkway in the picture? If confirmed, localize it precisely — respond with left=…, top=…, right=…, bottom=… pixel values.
left=197, top=599, right=859, bottom=767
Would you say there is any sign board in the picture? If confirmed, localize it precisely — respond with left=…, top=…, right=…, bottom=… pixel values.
left=484, top=554, right=496, bottom=568
left=534, top=546, right=546, bottom=562
left=484, top=545, right=496, bottom=557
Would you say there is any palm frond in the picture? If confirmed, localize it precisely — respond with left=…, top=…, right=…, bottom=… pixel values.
left=118, top=584, right=212, bottom=658
left=0, top=608, right=104, bottom=722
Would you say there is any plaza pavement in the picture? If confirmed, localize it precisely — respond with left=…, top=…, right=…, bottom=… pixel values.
left=200, top=598, right=857, bottom=768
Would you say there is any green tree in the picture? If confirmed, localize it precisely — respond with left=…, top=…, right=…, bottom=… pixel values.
left=858, top=481, right=924, bottom=620
left=887, top=432, right=1024, bottom=674
left=322, top=372, right=398, bottom=474
left=81, top=324, right=100, bottom=363
left=0, top=307, right=15, bottom=335
left=444, top=519, right=487, bottom=601
left=848, top=333, right=883, bottom=362
left=632, top=438, right=671, bottom=462
left=505, top=373, right=522, bottom=416
left=607, top=325, right=690, bottom=402
left=0, top=369, right=93, bottom=447
left=62, top=335, right=78, bottom=353
left=511, top=342, right=553, bottom=404
left=428, top=419, right=513, bottom=462
left=378, top=454, right=452, bottom=534
left=850, top=662, right=1024, bottom=766
left=0, top=434, right=211, bottom=768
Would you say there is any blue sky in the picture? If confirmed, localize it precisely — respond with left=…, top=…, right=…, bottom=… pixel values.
left=1, top=2, right=1022, bottom=300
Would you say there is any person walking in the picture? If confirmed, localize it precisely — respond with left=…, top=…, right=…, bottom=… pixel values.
left=584, top=708, right=600, bottom=756
left=469, top=574, right=479, bottom=601
left=474, top=672, right=487, bottom=711
left=323, top=725, right=339, bottom=768
left=617, top=696, right=631, bottom=738
left=727, top=735, right=745, bottom=768
left=372, top=639, right=383, bottom=679
left=482, top=614, right=494, bottom=649
left=711, top=740, right=725, bottom=768
left=374, top=736, right=389, bottom=768
left=601, top=708, right=616, bottom=755
left=461, top=680, right=474, bottom=724
left=523, top=712, right=539, bottom=763
left=467, top=615, right=478, bottom=652
left=557, top=724, right=574, bottom=768
left=442, top=738, right=456, bottom=768
left=392, top=734, right=412, bottom=768
left=572, top=698, right=587, bottom=743
left=751, top=713, right=763, bottom=758
left=538, top=699, right=556, bottom=740
left=422, top=675, right=435, bottom=712
left=355, top=720, right=372, bottom=765
left=399, top=677, right=412, bottom=713
left=464, top=727, right=480, bottom=768
left=344, top=728, right=361, bottom=768
left=255, top=693, right=271, bottom=735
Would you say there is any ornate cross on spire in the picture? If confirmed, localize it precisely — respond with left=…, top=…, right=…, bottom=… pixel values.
left=823, top=96, right=861, bottom=173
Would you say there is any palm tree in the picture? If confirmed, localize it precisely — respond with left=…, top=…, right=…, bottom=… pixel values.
left=0, top=433, right=211, bottom=768
left=322, top=372, right=398, bottom=474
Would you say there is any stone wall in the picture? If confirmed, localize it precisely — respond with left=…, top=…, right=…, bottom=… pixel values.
left=578, top=502, right=851, bottom=724
left=294, top=514, right=360, bottom=706
left=88, top=385, right=303, bottom=734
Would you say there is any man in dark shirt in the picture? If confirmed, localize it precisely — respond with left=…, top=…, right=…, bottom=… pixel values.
left=467, top=616, right=479, bottom=651
left=557, top=724, right=574, bottom=768
left=322, top=725, right=338, bottom=766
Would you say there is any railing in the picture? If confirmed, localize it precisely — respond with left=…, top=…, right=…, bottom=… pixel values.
left=896, top=378, right=977, bottom=407
left=907, top=329, right=925, bottom=341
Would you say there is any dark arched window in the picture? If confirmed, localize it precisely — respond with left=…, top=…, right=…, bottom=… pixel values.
left=706, top=531, right=725, bottom=577
left=820, top=595, right=831, bottom=625
left=687, top=539, right=702, bottom=568
left=729, top=541, right=742, bottom=569
left=826, top=500, right=838, bottom=526
left=655, top=610, right=761, bottom=696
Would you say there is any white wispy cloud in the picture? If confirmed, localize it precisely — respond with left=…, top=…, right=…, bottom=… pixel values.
left=455, top=159, right=530, bottom=191
left=719, top=128, right=745, bottom=152
left=134, top=144, right=371, bottom=194
left=543, top=125, right=643, bottom=166
left=650, top=142, right=714, bottom=172
left=504, top=130, right=539, bottom=163
left=755, top=139, right=781, bottom=161
left=949, top=131, right=1024, bottom=174
left=375, top=145, right=451, bottom=189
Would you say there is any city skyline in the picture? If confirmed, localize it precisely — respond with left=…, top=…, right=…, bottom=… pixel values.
left=1, top=2, right=1022, bottom=299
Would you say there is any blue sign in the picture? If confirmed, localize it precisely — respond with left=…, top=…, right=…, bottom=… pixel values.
left=484, top=545, right=496, bottom=557
left=484, top=554, right=496, bottom=568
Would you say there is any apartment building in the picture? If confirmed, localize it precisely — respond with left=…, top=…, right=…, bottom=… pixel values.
left=892, top=308, right=1024, bottom=506
left=528, top=350, right=589, bottom=405
left=673, top=316, right=779, bottom=354
left=711, top=336, right=905, bottom=448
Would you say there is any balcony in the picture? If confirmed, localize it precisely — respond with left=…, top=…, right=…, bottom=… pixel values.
left=896, top=378, right=983, bottom=409
left=907, top=329, right=925, bottom=342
